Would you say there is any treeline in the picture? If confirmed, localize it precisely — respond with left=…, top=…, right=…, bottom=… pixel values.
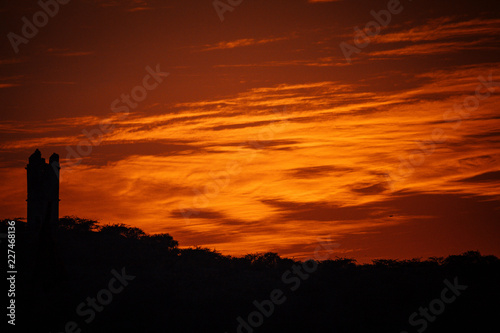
left=1, top=217, right=499, bottom=333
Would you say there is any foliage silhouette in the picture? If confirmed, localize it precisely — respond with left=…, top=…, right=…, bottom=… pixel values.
left=59, top=216, right=100, bottom=232
left=1, top=217, right=499, bottom=333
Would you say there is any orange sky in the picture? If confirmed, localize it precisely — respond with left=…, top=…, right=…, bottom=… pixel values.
left=1, top=0, right=499, bottom=262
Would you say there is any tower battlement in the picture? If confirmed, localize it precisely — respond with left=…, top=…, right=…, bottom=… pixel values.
left=26, top=149, right=60, bottom=234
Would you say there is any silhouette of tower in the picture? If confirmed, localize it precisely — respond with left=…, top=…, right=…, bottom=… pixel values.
left=26, top=149, right=60, bottom=233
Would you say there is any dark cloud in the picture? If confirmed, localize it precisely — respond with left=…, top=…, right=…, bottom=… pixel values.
left=208, top=120, right=277, bottom=131
left=170, top=209, right=225, bottom=220
left=458, top=171, right=500, bottom=183
left=261, top=198, right=386, bottom=222
left=289, top=165, right=353, bottom=179
left=465, top=131, right=500, bottom=139
left=352, top=182, right=387, bottom=195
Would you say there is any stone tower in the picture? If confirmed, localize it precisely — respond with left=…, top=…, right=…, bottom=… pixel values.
left=26, top=149, right=60, bottom=233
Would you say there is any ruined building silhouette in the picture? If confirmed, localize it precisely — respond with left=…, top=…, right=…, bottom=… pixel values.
left=26, top=149, right=60, bottom=234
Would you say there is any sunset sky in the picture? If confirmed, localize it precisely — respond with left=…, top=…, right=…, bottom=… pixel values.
left=1, top=0, right=499, bottom=262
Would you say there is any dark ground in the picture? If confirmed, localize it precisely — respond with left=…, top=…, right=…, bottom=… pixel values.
left=2, top=217, right=499, bottom=333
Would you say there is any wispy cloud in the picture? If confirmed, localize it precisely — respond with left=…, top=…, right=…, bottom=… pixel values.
left=308, top=0, right=343, bottom=2
left=374, top=17, right=500, bottom=44
left=46, top=48, right=95, bottom=57
left=364, top=17, right=500, bottom=59
left=369, top=40, right=496, bottom=58
left=41, top=81, right=78, bottom=85
left=214, top=56, right=349, bottom=68
left=0, top=83, right=20, bottom=88
left=0, top=58, right=26, bottom=65
left=202, top=37, right=290, bottom=51
left=126, top=6, right=153, bottom=12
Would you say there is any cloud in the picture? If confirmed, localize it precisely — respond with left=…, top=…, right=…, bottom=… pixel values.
left=0, top=83, right=20, bottom=88
left=373, top=18, right=500, bottom=44
left=46, top=48, right=95, bottom=57
left=0, top=58, right=26, bottom=65
left=170, top=209, right=225, bottom=220
left=369, top=40, right=495, bottom=58
left=458, top=171, right=500, bottom=183
left=352, top=182, right=387, bottom=195
left=202, top=37, right=290, bottom=51
left=126, top=6, right=153, bottom=12
left=362, top=17, right=500, bottom=59
left=465, top=131, right=500, bottom=139
left=214, top=57, right=350, bottom=68
left=308, top=0, right=343, bottom=2
left=41, top=81, right=77, bottom=85
left=289, top=165, right=353, bottom=179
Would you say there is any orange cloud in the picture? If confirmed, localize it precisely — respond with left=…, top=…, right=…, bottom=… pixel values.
left=202, top=37, right=290, bottom=51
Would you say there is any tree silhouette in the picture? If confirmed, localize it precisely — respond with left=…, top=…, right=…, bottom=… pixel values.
left=99, top=223, right=146, bottom=239
left=142, top=233, right=179, bottom=252
left=3, top=216, right=499, bottom=333
left=59, top=216, right=99, bottom=232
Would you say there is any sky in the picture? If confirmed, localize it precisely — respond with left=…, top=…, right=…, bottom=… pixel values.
left=1, top=0, right=499, bottom=262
